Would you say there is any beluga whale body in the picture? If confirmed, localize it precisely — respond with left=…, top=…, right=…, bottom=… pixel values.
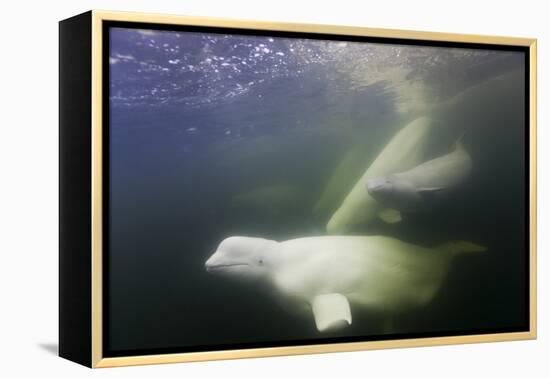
left=205, top=235, right=486, bottom=332
left=327, top=116, right=434, bottom=233
left=366, top=138, right=472, bottom=216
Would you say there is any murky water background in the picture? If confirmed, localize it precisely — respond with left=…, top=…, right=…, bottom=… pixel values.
left=107, top=27, right=527, bottom=354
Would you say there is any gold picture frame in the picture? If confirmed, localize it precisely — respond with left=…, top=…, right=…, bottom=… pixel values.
left=59, top=9, right=537, bottom=368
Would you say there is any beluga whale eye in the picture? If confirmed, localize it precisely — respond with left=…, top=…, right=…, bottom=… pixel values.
left=258, top=258, right=264, bottom=265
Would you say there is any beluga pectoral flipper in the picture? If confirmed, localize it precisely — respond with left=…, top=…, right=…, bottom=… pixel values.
left=311, top=293, right=352, bottom=332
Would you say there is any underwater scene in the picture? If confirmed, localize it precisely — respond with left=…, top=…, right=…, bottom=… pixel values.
left=107, top=26, right=528, bottom=354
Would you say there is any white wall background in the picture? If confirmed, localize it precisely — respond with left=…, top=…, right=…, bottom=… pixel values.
left=0, top=0, right=546, bottom=376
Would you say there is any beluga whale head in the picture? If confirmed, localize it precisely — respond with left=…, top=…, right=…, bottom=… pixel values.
left=367, top=175, right=420, bottom=210
left=367, top=176, right=395, bottom=196
left=205, top=236, right=280, bottom=281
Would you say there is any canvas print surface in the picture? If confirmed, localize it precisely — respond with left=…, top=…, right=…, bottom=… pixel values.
left=107, top=26, right=528, bottom=355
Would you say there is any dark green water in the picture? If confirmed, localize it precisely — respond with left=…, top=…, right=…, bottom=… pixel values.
left=107, top=27, right=528, bottom=354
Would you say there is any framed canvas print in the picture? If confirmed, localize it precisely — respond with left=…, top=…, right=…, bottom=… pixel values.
left=59, top=10, right=537, bottom=368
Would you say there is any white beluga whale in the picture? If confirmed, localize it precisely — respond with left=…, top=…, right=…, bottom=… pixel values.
left=327, top=116, right=434, bottom=233
left=366, top=138, right=472, bottom=217
left=205, top=235, right=486, bottom=332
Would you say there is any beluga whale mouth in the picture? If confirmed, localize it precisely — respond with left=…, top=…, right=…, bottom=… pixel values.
left=205, top=262, right=249, bottom=273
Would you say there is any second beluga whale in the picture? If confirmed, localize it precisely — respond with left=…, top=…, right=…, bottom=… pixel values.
left=327, top=116, right=434, bottom=233
left=366, top=138, right=472, bottom=216
left=205, top=235, right=486, bottom=332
